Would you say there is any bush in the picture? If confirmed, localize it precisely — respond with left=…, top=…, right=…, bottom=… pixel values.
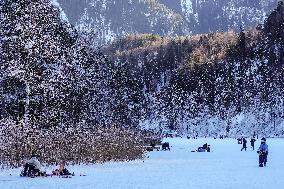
left=0, top=119, right=146, bottom=168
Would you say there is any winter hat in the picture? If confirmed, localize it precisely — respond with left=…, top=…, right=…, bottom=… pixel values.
left=261, top=137, right=266, bottom=143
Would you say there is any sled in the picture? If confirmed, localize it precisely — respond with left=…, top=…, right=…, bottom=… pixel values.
left=20, top=171, right=46, bottom=178
left=59, top=175, right=72, bottom=178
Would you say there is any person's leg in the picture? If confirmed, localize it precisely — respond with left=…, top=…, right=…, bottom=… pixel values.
left=33, top=169, right=41, bottom=176
left=27, top=165, right=36, bottom=176
left=23, top=163, right=29, bottom=176
left=62, top=168, right=71, bottom=175
left=259, top=155, right=264, bottom=167
left=259, top=155, right=262, bottom=167
left=53, top=169, right=59, bottom=175
left=264, top=154, right=267, bottom=166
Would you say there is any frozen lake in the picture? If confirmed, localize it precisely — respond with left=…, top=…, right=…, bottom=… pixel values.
left=0, top=137, right=283, bottom=189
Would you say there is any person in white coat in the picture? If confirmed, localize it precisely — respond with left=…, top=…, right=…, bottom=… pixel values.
left=22, top=155, right=45, bottom=177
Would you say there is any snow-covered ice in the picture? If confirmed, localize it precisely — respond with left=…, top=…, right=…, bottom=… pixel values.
left=0, top=138, right=283, bottom=189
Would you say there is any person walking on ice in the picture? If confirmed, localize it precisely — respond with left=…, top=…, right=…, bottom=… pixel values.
left=250, top=138, right=256, bottom=150
left=257, top=138, right=268, bottom=167
left=241, top=138, right=247, bottom=151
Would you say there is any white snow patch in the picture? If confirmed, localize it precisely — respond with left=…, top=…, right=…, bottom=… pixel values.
left=50, top=0, right=70, bottom=23
left=181, top=0, right=193, bottom=14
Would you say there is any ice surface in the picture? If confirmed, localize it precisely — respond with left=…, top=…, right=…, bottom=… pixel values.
left=0, top=138, right=283, bottom=189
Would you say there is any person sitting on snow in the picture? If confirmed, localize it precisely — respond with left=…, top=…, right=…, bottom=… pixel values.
left=21, top=154, right=45, bottom=177
left=197, top=143, right=210, bottom=152
left=203, top=143, right=208, bottom=150
left=52, top=162, right=73, bottom=176
left=257, top=138, right=268, bottom=167
left=207, top=145, right=211, bottom=152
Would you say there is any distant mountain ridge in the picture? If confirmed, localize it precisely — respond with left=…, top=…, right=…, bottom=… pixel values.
left=58, top=0, right=191, bottom=44
left=57, top=0, right=277, bottom=45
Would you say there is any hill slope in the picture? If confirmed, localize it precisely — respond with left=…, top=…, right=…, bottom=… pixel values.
left=57, top=0, right=276, bottom=44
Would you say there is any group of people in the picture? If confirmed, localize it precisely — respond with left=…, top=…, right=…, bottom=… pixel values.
left=197, top=143, right=211, bottom=152
left=239, top=137, right=268, bottom=167
left=21, top=155, right=73, bottom=177
left=239, top=137, right=256, bottom=151
left=21, top=136, right=269, bottom=177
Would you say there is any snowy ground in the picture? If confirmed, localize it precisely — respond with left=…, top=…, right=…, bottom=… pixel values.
left=1, top=138, right=283, bottom=189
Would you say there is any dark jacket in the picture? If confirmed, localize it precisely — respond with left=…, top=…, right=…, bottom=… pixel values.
left=250, top=139, right=256, bottom=145
left=242, top=138, right=247, bottom=147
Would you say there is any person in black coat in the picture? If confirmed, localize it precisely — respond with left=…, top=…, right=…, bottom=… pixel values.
left=21, top=155, right=45, bottom=177
left=250, top=138, right=256, bottom=150
left=202, top=143, right=208, bottom=150
left=241, top=138, right=247, bottom=151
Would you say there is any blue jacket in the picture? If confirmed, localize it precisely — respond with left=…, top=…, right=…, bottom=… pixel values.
left=258, top=143, right=268, bottom=154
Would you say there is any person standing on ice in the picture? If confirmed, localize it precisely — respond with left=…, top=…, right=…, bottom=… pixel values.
left=241, top=138, right=247, bottom=151
left=250, top=138, right=256, bottom=150
left=257, top=138, right=268, bottom=167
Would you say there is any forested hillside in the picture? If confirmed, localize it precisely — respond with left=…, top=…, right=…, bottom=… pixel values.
left=0, top=0, right=149, bottom=167
left=104, top=2, right=284, bottom=137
